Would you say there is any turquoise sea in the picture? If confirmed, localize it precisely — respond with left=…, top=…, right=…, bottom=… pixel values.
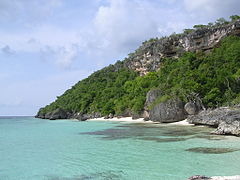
left=0, top=117, right=240, bottom=180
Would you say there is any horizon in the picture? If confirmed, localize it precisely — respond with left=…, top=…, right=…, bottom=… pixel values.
left=1, top=0, right=240, bottom=116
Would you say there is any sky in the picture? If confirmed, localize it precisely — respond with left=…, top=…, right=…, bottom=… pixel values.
left=0, top=0, right=240, bottom=116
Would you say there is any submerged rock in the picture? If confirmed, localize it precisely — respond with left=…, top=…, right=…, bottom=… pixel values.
left=186, top=147, right=239, bottom=154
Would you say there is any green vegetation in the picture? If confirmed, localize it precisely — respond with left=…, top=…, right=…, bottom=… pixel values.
left=183, top=15, right=240, bottom=35
left=155, top=36, right=240, bottom=107
left=39, top=35, right=240, bottom=117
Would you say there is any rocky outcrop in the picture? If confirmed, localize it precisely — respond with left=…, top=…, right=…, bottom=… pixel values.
left=145, top=89, right=163, bottom=107
left=35, top=108, right=45, bottom=119
left=187, top=175, right=240, bottom=180
left=187, top=107, right=240, bottom=136
left=36, top=108, right=68, bottom=120
left=124, top=20, right=240, bottom=76
left=73, top=112, right=102, bottom=121
left=144, top=89, right=187, bottom=122
left=149, top=98, right=187, bottom=123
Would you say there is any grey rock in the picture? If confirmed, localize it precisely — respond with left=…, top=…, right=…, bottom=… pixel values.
left=35, top=109, right=45, bottom=119
left=185, top=102, right=199, bottom=115
left=124, top=20, right=240, bottom=76
left=109, top=113, right=114, bottom=119
left=213, top=121, right=240, bottom=136
left=145, top=89, right=162, bottom=107
left=188, top=107, right=240, bottom=136
left=187, top=108, right=226, bottom=127
left=149, top=98, right=187, bottom=123
left=45, top=112, right=52, bottom=119
left=104, top=115, right=110, bottom=119
left=49, top=108, right=67, bottom=120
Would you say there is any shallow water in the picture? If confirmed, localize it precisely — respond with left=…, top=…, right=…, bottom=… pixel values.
left=0, top=117, right=240, bottom=180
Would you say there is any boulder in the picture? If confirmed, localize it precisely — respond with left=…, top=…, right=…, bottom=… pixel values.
left=149, top=98, right=187, bottom=123
left=213, top=121, right=240, bottom=136
left=109, top=113, right=114, bottom=119
left=187, top=108, right=226, bottom=127
left=104, top=115, right=110, bottom=119
left=188, top=107, right=240, bottom=136
left=184, top=102, right=201, bottom=115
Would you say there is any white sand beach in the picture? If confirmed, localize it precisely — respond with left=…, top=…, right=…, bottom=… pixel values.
left=87, top=117, right=154, bottom=123
left=168, top=119, right=194, bottom=126
left=87, top=117, right=194, bottom=126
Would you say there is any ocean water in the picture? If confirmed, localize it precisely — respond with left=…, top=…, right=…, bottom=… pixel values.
left=0, top=117, right=240, bottom=180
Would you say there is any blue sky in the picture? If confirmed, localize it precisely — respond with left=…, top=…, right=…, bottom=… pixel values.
left=1, top=0, right=240, bottom=116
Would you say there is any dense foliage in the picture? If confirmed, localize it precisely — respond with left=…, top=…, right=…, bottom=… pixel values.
left=39, top=36, right=240, bottom=116
left=155, top=36, right=240, bottom=107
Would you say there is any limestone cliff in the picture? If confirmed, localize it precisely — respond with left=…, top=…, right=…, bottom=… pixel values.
left=124, top=20, right=240, bottom=76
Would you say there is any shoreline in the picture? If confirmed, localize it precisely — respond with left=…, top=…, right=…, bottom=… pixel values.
left=86, top=116, right=194, bottom=126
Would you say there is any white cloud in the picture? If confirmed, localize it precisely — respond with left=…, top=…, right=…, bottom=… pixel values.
left=184, top=0, right=240, bottom=20
left=93, top=0, right=160, bottom=53
left=0, top=0, right=62, bottom=24
left=55, top=45, right=79, bottom=68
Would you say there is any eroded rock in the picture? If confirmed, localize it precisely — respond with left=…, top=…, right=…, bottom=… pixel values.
left=149, top=98, right=187, bottom=123
left=188, top=107, right=240, bottom=136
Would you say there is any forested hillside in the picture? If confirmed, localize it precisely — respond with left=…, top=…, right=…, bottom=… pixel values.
left=37, top=16, right=240, bottom=120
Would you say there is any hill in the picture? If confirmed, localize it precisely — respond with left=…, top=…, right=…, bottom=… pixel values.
left=36, top=17, right=240, bottom=123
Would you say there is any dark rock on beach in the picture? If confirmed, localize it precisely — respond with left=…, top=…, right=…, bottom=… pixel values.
left=188, top=107, right=240, bottom=136
left=144, top=89, right=187, bottom=122
left=184, top=102, right=202, bottom=115
left=149, top=98, right=187, bottom=123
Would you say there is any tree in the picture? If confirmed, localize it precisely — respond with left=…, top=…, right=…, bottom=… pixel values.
left=215, top=18, right=229, bottom=25
left=230, top=15, right=240, bottom=22
left=183, top=29, right=194, bottom=34
left=193, top=24, right=207, bottom=29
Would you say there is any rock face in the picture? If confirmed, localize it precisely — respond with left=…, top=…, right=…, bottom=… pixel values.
left=37, top=108, right=68, bottom=120
left=145, top=89, right=163, bottom=106
left=73, top=112, right=102, bottom=121
left=124, top=20, right=240, bottom=76
left=144, top=89, right=187, bottom=122
left=187, top=107, right=240, bottom=136
left=149, top=98, right=186, bottom=123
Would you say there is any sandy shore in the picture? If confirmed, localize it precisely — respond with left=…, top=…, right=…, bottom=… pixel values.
left=87, top=117, right=154, bottom=123
left=168, top=119, right=194, bottom=126
left=211, top=175, right=240, bottom=180
left=87, top=117, right=193, bottom=125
